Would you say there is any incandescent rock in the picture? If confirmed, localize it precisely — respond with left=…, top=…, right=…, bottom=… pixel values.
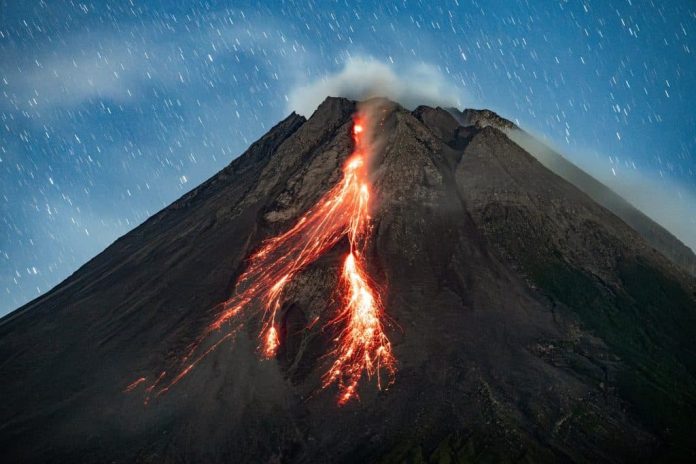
left=1, top=97, right=695, bottom=463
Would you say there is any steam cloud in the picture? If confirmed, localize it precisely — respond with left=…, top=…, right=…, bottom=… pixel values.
left=287, top=56, right=464, bottom=116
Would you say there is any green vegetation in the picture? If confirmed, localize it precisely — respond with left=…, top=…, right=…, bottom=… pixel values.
left=527, top=255, right=696, bottom=460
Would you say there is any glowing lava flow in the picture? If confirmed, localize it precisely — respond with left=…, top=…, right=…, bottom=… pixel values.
left=217, top=114, right=396, bottom=403
left=321, top=123, right=396, bottom=404
left=323, top=247, right=396, bottom=405
left=133, top=113, right=395, bottom=404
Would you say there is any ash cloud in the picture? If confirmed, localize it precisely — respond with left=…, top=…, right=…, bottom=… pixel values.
left=287, top=56, right=464, bottom=116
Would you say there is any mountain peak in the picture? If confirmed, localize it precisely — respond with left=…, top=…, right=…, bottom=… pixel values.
left=1, top=97, right=695, bottom=463
left=450, top=107, right=518, bottom=130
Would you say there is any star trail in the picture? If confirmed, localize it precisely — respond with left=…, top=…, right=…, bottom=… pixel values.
left=1, top=0, right=695, bottom=315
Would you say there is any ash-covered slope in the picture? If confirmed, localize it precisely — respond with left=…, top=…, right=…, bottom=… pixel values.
left=449, top=107, right=696, bottom=276
left=1, top=97, right=695, bottom=463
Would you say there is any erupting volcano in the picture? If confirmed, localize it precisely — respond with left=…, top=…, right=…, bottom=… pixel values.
left=2, top=97, right=696, bottom=463
left=136, top=111, right=395, bottom=405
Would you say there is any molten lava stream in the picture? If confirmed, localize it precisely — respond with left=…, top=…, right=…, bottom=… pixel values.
left=134, top=113, right=395, bottom=404
left=323, top=249, right=396, bottom=405
left=321, top=123, right=396, bottom=403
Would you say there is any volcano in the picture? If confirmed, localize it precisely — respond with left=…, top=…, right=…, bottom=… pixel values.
left=1, top=97, right=695, bottom=463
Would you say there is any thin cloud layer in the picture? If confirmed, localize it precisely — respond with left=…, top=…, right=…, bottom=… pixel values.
left=287, top=56, right=464, bottom=116
left=592, top=165, right=696, bottom=253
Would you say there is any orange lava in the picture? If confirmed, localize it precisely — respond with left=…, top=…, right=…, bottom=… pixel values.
left=129, top=112, right=395, bottom=404
left=124, top=377, right=146, bottom=392
left=321, top=122, right=396, bottom=404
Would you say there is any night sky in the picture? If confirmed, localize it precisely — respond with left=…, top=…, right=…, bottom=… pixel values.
left=1, top=0, right=695, bottom=316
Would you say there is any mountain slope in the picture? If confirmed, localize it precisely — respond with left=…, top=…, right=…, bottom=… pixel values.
left=448, top=107, right=696, bottom=276
left=1, top=97, right=695, bottom=463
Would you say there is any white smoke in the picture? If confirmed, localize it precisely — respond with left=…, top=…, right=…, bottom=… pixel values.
left=287, top=56, right=464, bottom=116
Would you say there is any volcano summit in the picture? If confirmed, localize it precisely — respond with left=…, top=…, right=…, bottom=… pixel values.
left=1, top=97, right=695, bottom=463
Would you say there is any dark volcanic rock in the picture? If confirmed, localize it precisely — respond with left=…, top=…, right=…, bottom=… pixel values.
left=450, top=107, right=518, bottom=130
left=1, top=97, right=695, bottom=463
left=451, top=106, right=696, bottom=277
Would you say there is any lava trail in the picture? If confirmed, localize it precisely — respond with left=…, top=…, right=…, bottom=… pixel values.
left=133, top=112, right=395, bottom=404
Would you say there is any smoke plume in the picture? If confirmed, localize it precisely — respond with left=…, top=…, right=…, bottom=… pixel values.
left=287, top=56, right=464, bottom=116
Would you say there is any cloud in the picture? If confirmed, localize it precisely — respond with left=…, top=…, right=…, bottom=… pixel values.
left=591, top=166, right=696, bottom=253
left=1, top=35, right=154, bottom=114
left=287, top=56, right=465, bottom=116
left=20, top=51, right=142, bottom=108
left=1, top=20, right=270, bottom=115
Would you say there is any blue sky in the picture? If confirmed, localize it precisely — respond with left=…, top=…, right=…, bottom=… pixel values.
left=1, top=0, right=695, bottom=316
